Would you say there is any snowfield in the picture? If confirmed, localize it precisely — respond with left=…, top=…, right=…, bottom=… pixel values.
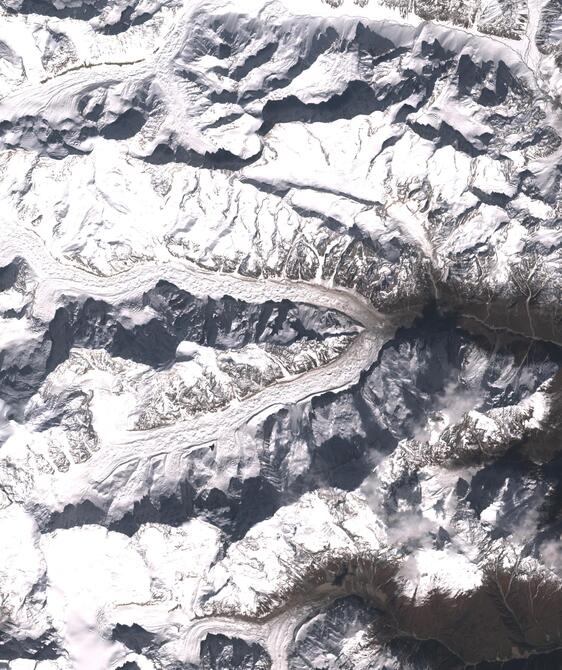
left=0, top=0, right=561, bottom=668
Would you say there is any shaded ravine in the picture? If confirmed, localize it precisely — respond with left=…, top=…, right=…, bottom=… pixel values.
left=0, top=216, right=395, bottom=668
left=0, top=217, right=396, bottom=527
left=13, top=328, right=386, bottom=521
left=0, top=219, right=384, bottom=330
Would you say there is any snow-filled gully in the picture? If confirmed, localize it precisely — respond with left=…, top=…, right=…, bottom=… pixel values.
left=2, top=219, right=391, bottom=511
left=0, top=218, right=384, bottom=330
left=0, top=218, right=393, bottom=666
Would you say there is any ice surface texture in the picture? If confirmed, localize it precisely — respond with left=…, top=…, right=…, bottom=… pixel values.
left=0, top=0, right=561, bottom=668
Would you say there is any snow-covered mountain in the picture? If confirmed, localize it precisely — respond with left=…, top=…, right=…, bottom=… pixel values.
left=0, top=0, right=561, bottom=668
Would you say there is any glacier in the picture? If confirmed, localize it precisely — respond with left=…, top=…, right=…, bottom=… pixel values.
left=0, top=0, right=561, bottom=668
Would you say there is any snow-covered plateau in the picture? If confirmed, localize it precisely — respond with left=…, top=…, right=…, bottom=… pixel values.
left=0, top=0, right=561, bottom=668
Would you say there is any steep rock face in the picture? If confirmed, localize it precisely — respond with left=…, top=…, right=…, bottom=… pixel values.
left=0, top=292, right=361, bottom=531
left=0, top=0, right=560, bottom=331
left=0, top=504, right=52, bottom=653
left=197, top=634, right=272, bottom=670
left=246, top=312, right=560, bottom=508
left=288, top=596, right=382, bottom=670
left=0, top=278, right=359, bottom=424
left=0, top=0, right=561, bottom=669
